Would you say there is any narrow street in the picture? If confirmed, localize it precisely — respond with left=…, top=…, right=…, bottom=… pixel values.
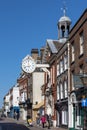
left=0, top=117, right=68, bottom=130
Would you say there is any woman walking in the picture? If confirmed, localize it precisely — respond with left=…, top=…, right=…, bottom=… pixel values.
left=40, top=115, right=46, bottom=128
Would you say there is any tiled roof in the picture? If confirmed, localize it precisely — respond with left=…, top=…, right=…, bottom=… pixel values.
left=42, top=39, right=63, bottom=63
left=47, top=39, right=62, bottom=53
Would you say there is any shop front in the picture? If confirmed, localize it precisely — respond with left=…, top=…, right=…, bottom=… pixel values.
left=32, top=100, right=44, bottom=122
left=69, top=87, right=87, bottom=130
left=69, top=74, right=87, bottom=130
left=55, top=99, right=68, bottom=129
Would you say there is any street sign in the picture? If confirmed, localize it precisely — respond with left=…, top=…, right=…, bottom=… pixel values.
left=81, top=98, right=87, bottom=107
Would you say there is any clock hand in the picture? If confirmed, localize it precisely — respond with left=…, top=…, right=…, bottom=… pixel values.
left=27, top=61, right=30, bottom=67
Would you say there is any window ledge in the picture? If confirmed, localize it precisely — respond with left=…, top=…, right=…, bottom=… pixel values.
left=78, top=53, right=84, bottom=59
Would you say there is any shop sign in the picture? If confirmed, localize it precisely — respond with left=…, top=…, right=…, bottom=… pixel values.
left=81, top=98, right=87, bottom=107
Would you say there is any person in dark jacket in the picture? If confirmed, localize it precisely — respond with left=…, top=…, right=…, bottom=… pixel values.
left=46, top=114, right=50, bottom=129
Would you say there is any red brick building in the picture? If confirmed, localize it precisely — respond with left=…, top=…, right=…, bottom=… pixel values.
left=69, top=9, right=87, bottom=130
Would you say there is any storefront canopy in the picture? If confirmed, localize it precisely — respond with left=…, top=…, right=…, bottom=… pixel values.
left=33, top=100, right=44, bottom=110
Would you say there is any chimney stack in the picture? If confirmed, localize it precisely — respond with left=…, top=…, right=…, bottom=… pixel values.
left=31, top=49, right=39, bottom=60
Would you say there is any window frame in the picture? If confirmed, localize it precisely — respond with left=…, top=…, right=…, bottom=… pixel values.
left=71, top=42, right=75, bottom=62
left=79, top=31, right=84, bottom=55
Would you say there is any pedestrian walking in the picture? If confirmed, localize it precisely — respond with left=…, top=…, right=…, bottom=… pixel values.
left=36, top=113, right=40, bottom=125
left=14, top=111, right=16, bottom=119
left=46, top=114, right=50, bottom=129
left=40, top=115, right=46, bottom=128
left=16, top=112, right=19, bottom=120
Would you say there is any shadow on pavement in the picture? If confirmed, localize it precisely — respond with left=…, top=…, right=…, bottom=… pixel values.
left=0, top=118, right=4, bottom=121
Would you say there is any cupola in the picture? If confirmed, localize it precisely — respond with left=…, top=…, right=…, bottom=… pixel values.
left=57, top=6, right=71, bottom=43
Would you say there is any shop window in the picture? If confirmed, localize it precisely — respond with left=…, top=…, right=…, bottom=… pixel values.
left=62, top=110, right=68, bottom=125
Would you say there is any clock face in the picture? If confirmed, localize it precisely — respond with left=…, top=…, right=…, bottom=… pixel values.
left=22, top=55, right=36, bottom=73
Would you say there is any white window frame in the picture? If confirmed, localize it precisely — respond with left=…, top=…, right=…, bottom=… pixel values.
left=64, top=80, right=68, bottom=98
left=71, top=43, right=75, bottom=62
left=57, top=64, right=59, bottom=76
left=62, top=110, right=68, bottom=125
left=57, top=84, right=60, bottom=100
left=64, top=55, right=68, bottom=70
left=60, top=60, right=64, bottom=74
left=60, top=83, right=63, bottom=99
left=21, top=92, right=25, bottom=102
left=80, top=32, right=84, bottom=55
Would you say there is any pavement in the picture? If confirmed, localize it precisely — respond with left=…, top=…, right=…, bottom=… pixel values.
left=14, top=118, right=68, bottom=130
left=34, top=124, right=68, bottom=130
left=1, top=117, right=68, bottom=130
left=34, top=125, right=68, bottom=130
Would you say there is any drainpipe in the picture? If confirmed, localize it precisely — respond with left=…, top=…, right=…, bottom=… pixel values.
left=67, top=41, right=71, bottom=130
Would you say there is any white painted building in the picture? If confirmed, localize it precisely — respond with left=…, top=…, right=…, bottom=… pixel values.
left=32, top=71, right=45, bottom=121
left=12, top=85, right=20, bottom=107
left=9, top=83, right=20, bottom=117
left=3, top=93, right=10, bottom=116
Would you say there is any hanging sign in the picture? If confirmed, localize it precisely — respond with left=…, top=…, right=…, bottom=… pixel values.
left=81, top=98, right=87, bottom=107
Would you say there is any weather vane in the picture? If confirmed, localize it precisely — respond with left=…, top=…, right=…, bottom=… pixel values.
left=61, top=0, right=67, bottom=16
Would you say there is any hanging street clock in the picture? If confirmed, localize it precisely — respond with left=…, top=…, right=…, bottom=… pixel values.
left=22, top=55, right=36, bottom=73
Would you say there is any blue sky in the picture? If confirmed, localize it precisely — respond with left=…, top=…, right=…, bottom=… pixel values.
left=0, top=0, right=87, bottom=108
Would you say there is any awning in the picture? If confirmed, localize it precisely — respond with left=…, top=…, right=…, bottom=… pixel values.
left=54, top=100, right=68, bottom=111
left=33, top=100, right=44, bottom=110
left=61, top=105, right=68, bottom=111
